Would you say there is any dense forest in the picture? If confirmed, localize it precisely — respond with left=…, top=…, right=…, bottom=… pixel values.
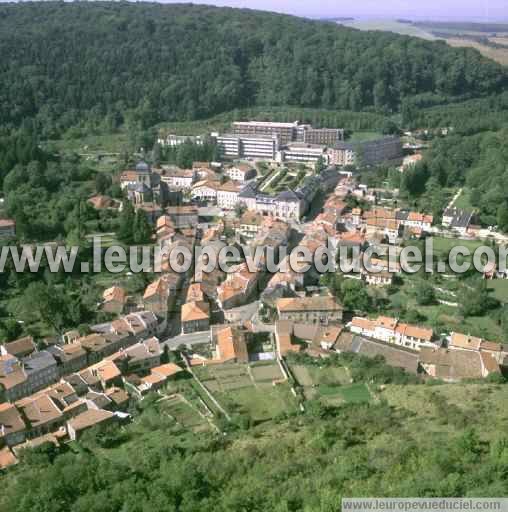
left=0, top=2, right=506, bottom=138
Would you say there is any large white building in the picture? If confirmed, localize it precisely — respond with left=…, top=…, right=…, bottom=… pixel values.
left=159, top=168, right=197, bottom=190
left=280, top=144, right=328, bottom=164
left=215, top=133, right=279, bottom=160
left=216, top=182, right=242, bottom=210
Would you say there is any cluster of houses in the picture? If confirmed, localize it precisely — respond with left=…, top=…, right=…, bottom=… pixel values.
left=0, top=326, right=190, bottom=469
left=270, top=297, right=506, bottom=381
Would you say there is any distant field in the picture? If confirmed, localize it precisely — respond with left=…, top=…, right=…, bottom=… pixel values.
left=339, top=20, right=436, bottom=40
left=446, top=38, right=508, bottom=66
left=338, top=20, right=508, bottom=66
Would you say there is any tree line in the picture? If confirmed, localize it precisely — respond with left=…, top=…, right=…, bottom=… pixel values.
left=0, top=2, right=506, bottom=140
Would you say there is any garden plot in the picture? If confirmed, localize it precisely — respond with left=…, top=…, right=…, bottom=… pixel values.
left=161, top=395, right=211, bottom=432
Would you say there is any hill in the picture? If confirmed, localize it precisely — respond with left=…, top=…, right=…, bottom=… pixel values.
left=1, top=381, right=507, bottom=509
left=0, top=2, right=506, bottom=138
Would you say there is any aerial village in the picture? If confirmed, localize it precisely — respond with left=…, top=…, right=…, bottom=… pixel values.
left=1, top=120, right=507, bottom=470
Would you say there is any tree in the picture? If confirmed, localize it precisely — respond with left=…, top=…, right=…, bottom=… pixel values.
left=315, top=156, right=326, bottom=174
left=95, top=172, right=112, bottom=195
left=118, top=201, right=135, bottom=243
left=133, top=210, right=152, bottom=244
left=413, top=280, right=436, bottom=306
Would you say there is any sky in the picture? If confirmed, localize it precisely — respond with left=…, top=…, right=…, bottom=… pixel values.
left=157, top=0, right=508, bottom=21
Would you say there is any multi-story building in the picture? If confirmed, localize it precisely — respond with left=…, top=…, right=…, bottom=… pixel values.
left=47, top=344, right=88, bottom=377
left=159, top=167, right=197, bottom=190
left=181, top=302, right=210, bottom=334
left=157, top=134, right=206, bottom=147
left=215, top=133, right=279, bottom=160
left=224, top=163, right=256, bottom=182
left=216, top=182, right=242, bottom=209
left=232, top=121, right=298, bottom=145
left=350, top=316, right=434, bottom=351
left=297, top=126, right=344, bottom=146
left=276, top=296, right=343, bottom=325
left=280, top=144, right=328, bottom=165
left=330, top=136, right=403, bottom=167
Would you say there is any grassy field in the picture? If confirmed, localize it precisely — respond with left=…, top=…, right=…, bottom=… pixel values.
left=160, top=394, right=212, bottom=433
left=348, top=130, right=384, bottom=142
left=487, top=279, right=508, bottom=304
left=195, top=362, right=297, bottom=422
left=289, top=363, right=372, bottom=406
left=446, top=38, right=508, bottom=66
left=381, top=383, right=508, bottom=438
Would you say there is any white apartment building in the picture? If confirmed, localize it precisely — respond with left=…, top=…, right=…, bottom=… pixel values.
left=224, top=163, right=256, bottom=182
left=216, top=182, right=241, bottom=209
left=215, top=133, right=279, bottom=160
left=280, top=144, right=328, bottom=165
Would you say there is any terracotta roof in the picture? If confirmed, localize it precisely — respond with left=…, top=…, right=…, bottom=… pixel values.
left=141, top=373, right=166, bottom=386
left=104, top=387, right=130, bottom=406
left=217, top=181, right=241, bottom=193
left=0, top=356, right=27, bottom=390
left=2, top=336, right=36, bottom=358
left=216, top=326, right=249, bottom=363
left=0, top=403, right=26, bottom=437
left=351, top=317, right=376, bottom=332
left=103, top=286, right=126, bottom=304
left=80, top=360, right=121, bottom=384
left=407, top=212, right=433, bottom=224
left=450, top=332, right=482, bottom=351
left=181, top=301, right=210, bottom=323
left=20, top=395, right=62, bottom=428
left=151, top=363, right=184, bottom=379
left=277, top=296, right=343, bottom=313
left=395, top=323, right=433, bottom=342
left=480, top=340, right=502, bottom=352
left=186, top=283, right=206, bottom=303
left=275, top=321, right=303, bottom=357
left=68, top=409, right=114, bottom=433
left=143, top=278, right=169, bottom=300
left=480, top=352, right=501, bottom=374
left=376, top=316, right=398, bottom=330
left=419, top=347, right=483, bottom=380
left=0, top=446, right=17, bottom=470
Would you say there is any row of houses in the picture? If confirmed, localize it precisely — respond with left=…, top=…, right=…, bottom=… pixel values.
left=350, top=315, right=434, bottom=351
left=0, top=311, right=162, bottom=404
left=0, top=336, right=185, bottom=469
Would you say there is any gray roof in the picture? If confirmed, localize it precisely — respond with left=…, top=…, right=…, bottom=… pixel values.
left=348, top=335, right=419, bottom=374
left=22, top=351, right=57, bottom=375
left=443, top=207, right=474, bottom=228
left=276, top=190, right=301, bottom=202
left=239, top=183, right=258, bottom=199
left=135, top=161, right=151, bottom=174
left=135, top=183, right=151, bottom=194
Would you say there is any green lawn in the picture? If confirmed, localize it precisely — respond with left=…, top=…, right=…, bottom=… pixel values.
left=348, top=130, right=383, bottom=142
left=453, top=188, right=474, bottom=210
left=44, top=132, right=131, bottom=154
left=220, top=384, right=298, bottom=422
